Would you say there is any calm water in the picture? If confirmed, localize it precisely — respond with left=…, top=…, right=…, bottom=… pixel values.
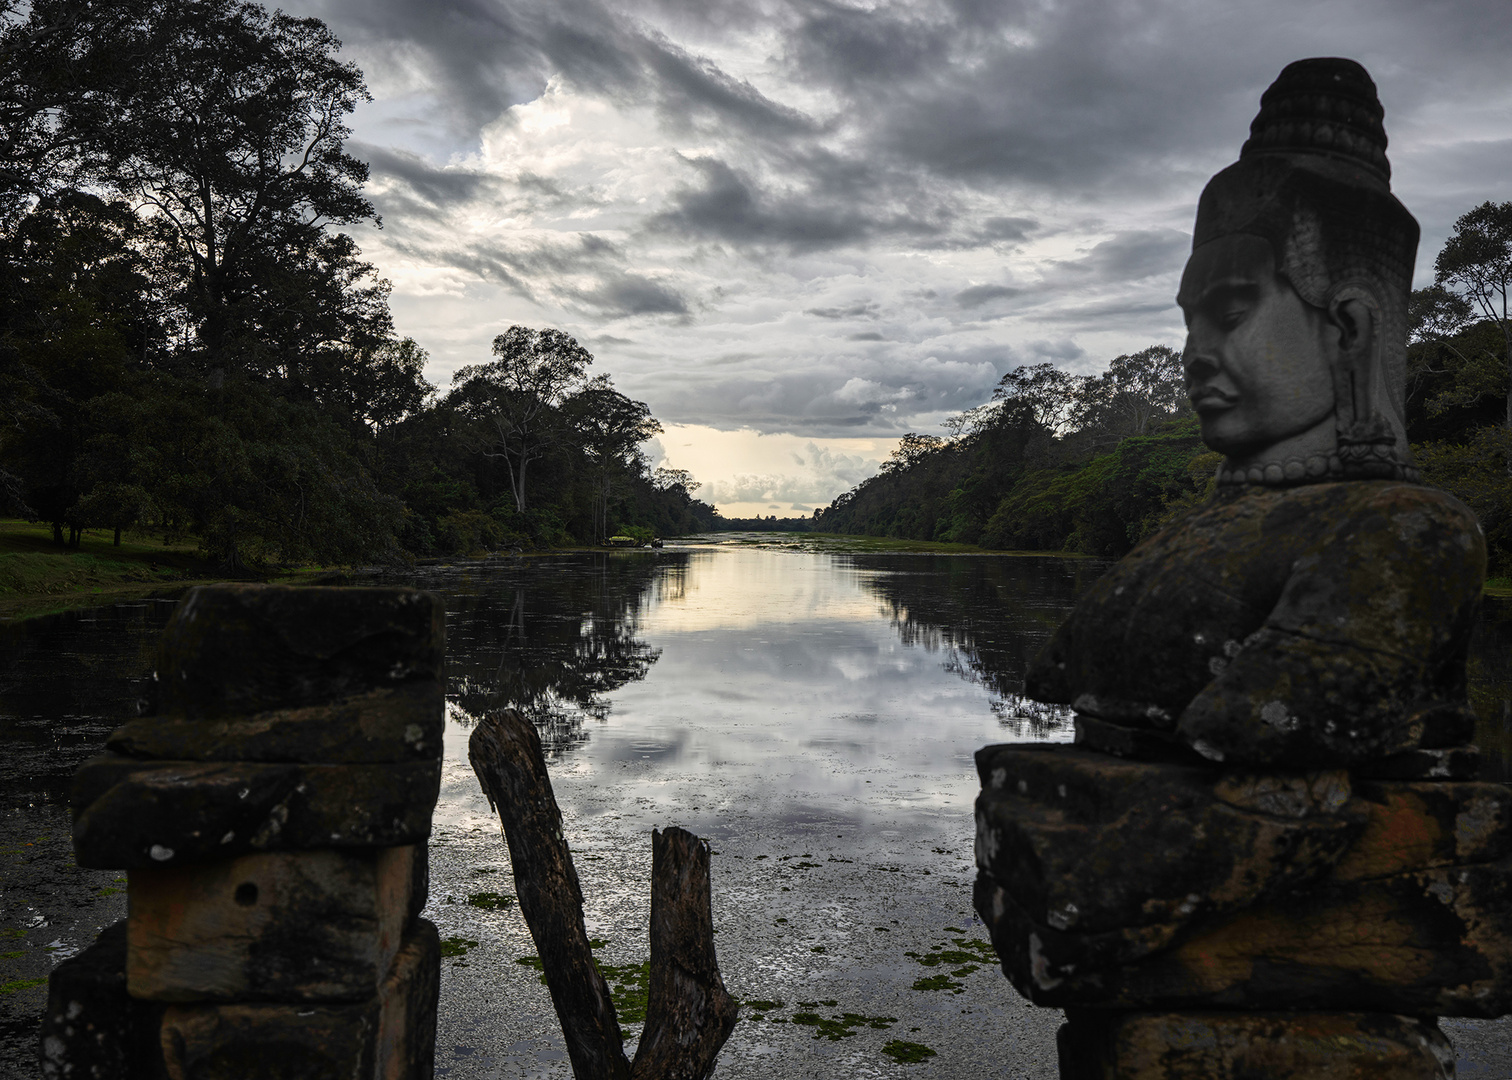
left=5, top=537, right=1512, bottom=1077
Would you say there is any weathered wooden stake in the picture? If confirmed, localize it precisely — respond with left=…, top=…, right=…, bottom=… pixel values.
left=632, top=828, right=738, bottom=1080
left=468, top=709, right=737, bottom=1080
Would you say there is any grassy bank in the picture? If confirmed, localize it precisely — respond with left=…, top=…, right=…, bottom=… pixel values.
left=0, top=520, right=235, bottom=621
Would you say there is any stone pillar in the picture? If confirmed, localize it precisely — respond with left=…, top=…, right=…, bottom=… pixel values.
left=973, top=738, right=1496, bottom=1078
left=41, top=584, right=445, bottom=1080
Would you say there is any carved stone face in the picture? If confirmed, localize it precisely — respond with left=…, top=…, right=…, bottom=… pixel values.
left=1177, top=234, right=1337, bottom=463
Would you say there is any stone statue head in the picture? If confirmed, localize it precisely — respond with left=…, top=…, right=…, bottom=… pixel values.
left=1178, top=58, right=1420, bottom=486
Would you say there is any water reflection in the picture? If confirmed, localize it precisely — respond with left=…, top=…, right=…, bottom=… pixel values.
left=0, top=598, right=179, bottom=810
left=847, top=555, right=1107, bottom=739
left=428, top=552, right=683, bottom=754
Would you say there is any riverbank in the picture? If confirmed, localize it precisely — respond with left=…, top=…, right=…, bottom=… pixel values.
left=4, top=519, right=1506, bottom=625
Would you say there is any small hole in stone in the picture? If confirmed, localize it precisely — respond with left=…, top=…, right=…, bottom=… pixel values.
left=234, top=883, right=258, bottom=906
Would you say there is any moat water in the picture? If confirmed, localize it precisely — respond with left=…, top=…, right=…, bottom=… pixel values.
left=4, top=535, right=1512, bottom=1077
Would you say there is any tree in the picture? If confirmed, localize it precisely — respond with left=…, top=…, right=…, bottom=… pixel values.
left=22, top=0, right=385, bottom=374
left=450, top=327, right=594, bottom=514
left=1435, top=202, right=1512, bottom=432
left=881, top=432, right=944, bottom=474
left=565, top=375, right=661, bottom=542
left=992, top=363, right=1087, bottom=435
left=1076, top=345, right=1186, bottom=441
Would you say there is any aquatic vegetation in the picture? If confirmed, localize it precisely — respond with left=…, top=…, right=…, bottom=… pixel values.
left=465, top=891, right=514, bottom=910
left=441, top=936, right=479, bottom=958
left=881, top=1039, right=938, bottom=1064
left=790, top=1010, right=897, bottom=1040
left=0, top=977, right=47, bottom=994
left=906, top=936, right=997, bottom=992
left=596, top=960, right=651, bottom=1026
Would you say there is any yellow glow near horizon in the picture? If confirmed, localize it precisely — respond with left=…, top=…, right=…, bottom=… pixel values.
left=653, top=423, right=893, bottom=520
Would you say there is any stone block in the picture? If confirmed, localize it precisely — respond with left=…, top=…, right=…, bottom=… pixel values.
left=155, top=585, right=444, bottom=719
left=974, top=744, right=1366, bottom=937
left=1334, top=778, right=1512, bottom=881
left=156, top=918, right=439, bottom=1079
left=1072, top=715, right=1203, bottom=763
left=108, top=682, right=445, bottom=765
left=978, top=853, right=1512, bottom=1015
left=376, top=918, right=439, bottom=1080
left=1356, top=745, right=1480, bottom=780
left=72, top=756, right=440, bottom=868
left=41, top=921, right=167, bottom=1080
left=128, top=846, right=419, bottom=1002
left=1056, top=1010, right=1454, bottom=1079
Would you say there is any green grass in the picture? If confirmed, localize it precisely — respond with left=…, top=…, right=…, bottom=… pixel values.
left=0, top=519, right=361, bottom=621
left=0, top=519, right=221, bottom=620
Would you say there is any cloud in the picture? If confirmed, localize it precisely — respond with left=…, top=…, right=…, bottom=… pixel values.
left=290, top=0, right=1512, bottom=497
left=956, top=284, right=1021, bottom=309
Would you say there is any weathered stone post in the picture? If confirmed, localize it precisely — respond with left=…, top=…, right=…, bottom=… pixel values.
left=41, top=584, right=445, bottom=1079
left=975, top=59, right=1498, bottom=1078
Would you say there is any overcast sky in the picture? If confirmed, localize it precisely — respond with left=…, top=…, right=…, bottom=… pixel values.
left=284, top=0, right=1512, bottom=517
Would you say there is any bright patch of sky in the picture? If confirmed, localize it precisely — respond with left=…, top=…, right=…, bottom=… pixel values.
left=290, top=0, right=1512, bottom=517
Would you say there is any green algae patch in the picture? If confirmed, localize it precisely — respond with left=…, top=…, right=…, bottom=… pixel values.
left=1, top=977, right=48, bottom=994
left=882, top=1039, right=938, bottom=1064
left=597, top=960, right=650, bottom=1027
left=465, top=891, right=514, bottom=910
left=791, top=1010, right=897, bottom=1040
left=441, top=936, right=479, bottom=958
left=907, top=936, right=996, bottom=992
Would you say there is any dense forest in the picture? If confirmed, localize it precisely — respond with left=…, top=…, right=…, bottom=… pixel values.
left=815, top=206, right=1512, bottom=575
left=0, top=0, right=716, bottom=568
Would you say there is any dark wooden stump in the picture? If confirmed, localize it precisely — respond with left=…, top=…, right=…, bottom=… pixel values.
left=468, top=709, right=628, bottom=1080
left=468, top=709, right=737, bottom=1080
left=631, top=828, right=738, bottom=1080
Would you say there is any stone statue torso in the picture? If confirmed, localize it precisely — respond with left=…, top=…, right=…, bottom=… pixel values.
left=1025, top=480, right=1484, bottom=765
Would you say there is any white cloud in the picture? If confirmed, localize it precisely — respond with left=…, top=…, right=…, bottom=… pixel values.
left=295, top=0, right=1512, bottom=505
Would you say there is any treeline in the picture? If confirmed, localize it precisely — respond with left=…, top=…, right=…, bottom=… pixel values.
left=817, top=203, right=1512, bottom=574
left=0, top=0, right=714, bottom=569
left=815, top=346, right=1211, bottom=556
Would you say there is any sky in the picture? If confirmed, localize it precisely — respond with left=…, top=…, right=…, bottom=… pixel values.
left=283, top=0, right=1512, bottom=519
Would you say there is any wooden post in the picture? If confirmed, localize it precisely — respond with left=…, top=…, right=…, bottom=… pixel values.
left=468, top=709, right=738, bottom=1080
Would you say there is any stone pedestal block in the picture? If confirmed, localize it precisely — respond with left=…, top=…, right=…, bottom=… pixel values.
left=156, top=918, right=439, bottom=1080
left=155, top=585, right=444, bottom=719
left=980, top=850, right=1512, bottom=1015
left=976, top=744, right=1512, bottom=1016
left=41, top=922, right=166, bottom=1080
left=974, top=744, right=1367, bottom=941
left=107, top=682, right=445, bottom=764
left=1055, top=1010, right=1454, bottom=1079
left=128, top=847, right=422, bottom=1002
left=72, top=756, right=441, bottom=868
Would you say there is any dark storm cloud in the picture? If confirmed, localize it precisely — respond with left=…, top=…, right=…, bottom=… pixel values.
left=805, top=301, right=880, bottom=320
left=309, top=0, right=1512, bottom=260
left=955, top=284, right=1020, bottom=309
left=404, top=231, right=687, bottom=316
left=648, top=157, right=875, bottom=249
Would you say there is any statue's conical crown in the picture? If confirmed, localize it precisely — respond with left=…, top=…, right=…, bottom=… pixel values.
left=1240, top=57, right=1390, bottom=185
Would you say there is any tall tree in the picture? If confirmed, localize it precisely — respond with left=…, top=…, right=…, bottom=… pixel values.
left=565, top=375, right=661, bottom=542
left=1435, top=201, right=1512, bottom=433
left=20, top=0, right=386, bottom=378
left=450, top=327, right=594, bottom=514
left=1076, top=345, right=1186, bottom=441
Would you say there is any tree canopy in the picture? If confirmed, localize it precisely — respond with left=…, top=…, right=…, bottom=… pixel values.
left=0, top=0, right=712, bottom=564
